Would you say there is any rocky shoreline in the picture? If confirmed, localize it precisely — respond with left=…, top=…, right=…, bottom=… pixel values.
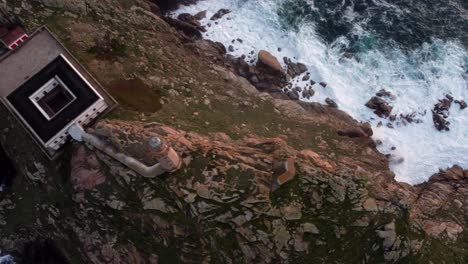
left=0, top=0, right=468, bottom=263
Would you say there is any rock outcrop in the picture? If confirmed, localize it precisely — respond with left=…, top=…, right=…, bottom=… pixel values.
left=432, top=96, right=453, bottom=131
left=366, top=96, right=393, bottom=117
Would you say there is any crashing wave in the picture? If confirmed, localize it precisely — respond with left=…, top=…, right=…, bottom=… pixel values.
left=172, top=0, right=468, bottom=184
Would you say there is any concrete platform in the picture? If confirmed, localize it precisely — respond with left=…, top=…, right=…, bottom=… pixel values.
left=0, top=26, right=117, bottom=159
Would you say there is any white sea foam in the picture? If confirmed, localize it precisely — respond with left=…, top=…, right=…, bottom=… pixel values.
left=172, top=0, right=468, bottom=184
left=0, top=255, right=14, bottom=264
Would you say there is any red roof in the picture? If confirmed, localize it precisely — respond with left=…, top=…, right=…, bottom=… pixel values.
left=0, top=26, right=27, bottom=46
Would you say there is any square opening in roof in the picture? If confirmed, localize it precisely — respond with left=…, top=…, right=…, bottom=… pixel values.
left=29, top=76, right=76, bottom=120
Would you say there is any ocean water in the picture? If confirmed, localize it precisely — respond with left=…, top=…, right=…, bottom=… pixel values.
left=172, top=0, right=468, bottom=184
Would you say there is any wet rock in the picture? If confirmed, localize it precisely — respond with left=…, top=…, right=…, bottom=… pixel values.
left=455, top=99, right=467, bottom=110
left=359, top=123, right=373, bottom=137
left=210, top=8, right=231, bottom=20
left=283, top=57, right=307, bottom=78
left=434, top=97, right=452, bottom=112
left=432, top=114, right=450, bottom=131
left=193, top=10, right=207, bottom=20
left=302, top=74, right=310, bottom=81
left=399, top=112, right=422, bottom=124
left=376, top=89, right=394, bottom=99
left=228, top=45, right=234, bottom=52
left=319, top=82, right=327, bottom=88
left=365, top=96, right=393, bottom=117
left=325, top=98, right=338, bottom=108
left=342, top=52, right=354, bottom=59
left=432, top=97, right=453, bottom=131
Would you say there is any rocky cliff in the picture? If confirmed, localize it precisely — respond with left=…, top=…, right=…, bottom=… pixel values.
left=0, top=0, right=467, bottom=263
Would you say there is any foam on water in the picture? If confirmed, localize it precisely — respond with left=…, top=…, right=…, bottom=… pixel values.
left=172, top=0, right=468, bottom=184
left=0, top=255, right=14, bottom=264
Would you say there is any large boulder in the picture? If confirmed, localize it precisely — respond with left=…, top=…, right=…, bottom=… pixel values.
left=257, top=50, right=286, bottom=76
